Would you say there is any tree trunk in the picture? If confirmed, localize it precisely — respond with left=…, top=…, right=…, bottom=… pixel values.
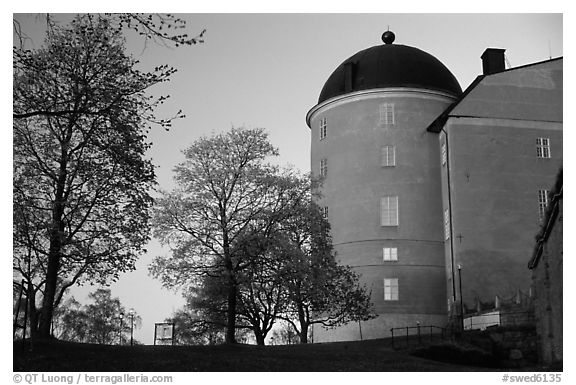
left=299, top=323, right=309, bottom=344
left=27, top=286, right=39, bottom=340
left=225, top=273, right=237, bottom=344
left=255, top=330, right=265, bottom=346
left=39, top=240, right=61, bottom=338
left=297, top=302, right=308, bottom=344
left=39, top=153, right=67, bottom=339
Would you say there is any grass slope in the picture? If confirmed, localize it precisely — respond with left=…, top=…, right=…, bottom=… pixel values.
left=14, top=338, right=497, bottom=372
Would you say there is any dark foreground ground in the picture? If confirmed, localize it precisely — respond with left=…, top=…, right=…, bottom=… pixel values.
left=13, top=338, right=551, bottom=372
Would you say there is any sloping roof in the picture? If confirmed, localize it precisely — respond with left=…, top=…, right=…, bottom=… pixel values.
left=427, top=56, right=563, bottom=133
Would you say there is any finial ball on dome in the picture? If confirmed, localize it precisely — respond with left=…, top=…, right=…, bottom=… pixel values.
left=382, top=30, right=395, bottom=44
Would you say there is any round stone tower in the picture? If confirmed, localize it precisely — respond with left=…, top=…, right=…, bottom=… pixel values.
left=306, top=32, right=462, bottom=341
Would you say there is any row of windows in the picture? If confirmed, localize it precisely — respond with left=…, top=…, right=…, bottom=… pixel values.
left=322, top=189, right=548, bottom=230
left=319, top=146, right=396, bottom=177
left=321, top=197, right=399, bottom=226
left=318, top=103, right=395, bottom=141
left=319, top=138, right=553, bottom=180
left=441, top=138, right=550, bottom=167
left=319, top=105, right=552, bottom=159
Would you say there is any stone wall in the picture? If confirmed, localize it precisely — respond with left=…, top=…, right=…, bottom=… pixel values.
left=530, top=190, right=563, bottom=365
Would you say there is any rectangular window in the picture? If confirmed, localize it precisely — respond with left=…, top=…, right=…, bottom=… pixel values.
left=538, top=189, right=549, bottom=221
left=441, top=143, right=447, bottom=165
left=322, top=206, right=329, bottom=219
left=379, top=103, right=395, bottom=125
left=384, top=278, right=399, bottom=301
left=383, top=247, right=398, bottom=262
left=444, top=209, right=450, bottom=240
left=319, top=117, right=327, bottom=140
left=381, top=145, right=396, bottom=167
left=320, top=158, right=328, bottom=177
left=380, top=196, right=399, bottom=226
left=536, top=138, right=550, bottom=158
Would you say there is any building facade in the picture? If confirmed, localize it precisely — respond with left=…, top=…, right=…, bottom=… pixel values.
left=528, top=171, right=563, bottom=365
left=429, top=53, right=563, bottom=317
left=306, top=32, right=563, bottom=342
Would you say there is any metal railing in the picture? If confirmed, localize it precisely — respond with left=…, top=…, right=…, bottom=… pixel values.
left=390, top=324, right=448, bottom=349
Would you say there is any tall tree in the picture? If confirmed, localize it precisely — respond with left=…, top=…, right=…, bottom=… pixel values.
left=277, top=202, right=376, bottom=343
left=13, top=14, right=178, bottom=338
left=234, top=232, right=290, bottom=345
left=150, top=127, right=309, bottom=343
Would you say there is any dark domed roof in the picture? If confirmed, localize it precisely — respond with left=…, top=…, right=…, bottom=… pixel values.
left=318, top=42, right=462, bottom=103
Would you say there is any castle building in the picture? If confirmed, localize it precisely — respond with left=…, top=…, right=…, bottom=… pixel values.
left=306, top=31, right=563, bottom=342
left=528, top=170, right=562, bottom=365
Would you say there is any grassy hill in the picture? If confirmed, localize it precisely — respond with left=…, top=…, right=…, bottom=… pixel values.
left=13, top=337, right=511, bottom=372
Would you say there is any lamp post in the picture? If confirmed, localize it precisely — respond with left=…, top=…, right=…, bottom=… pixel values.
left=129, top=309, right=135, bottom=346
left=119, top=312, right=124, bottom=345
left=457, top=264, right=464, bottom=332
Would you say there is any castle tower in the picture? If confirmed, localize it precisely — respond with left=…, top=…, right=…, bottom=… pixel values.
left=306, top=31, right=462, bottom=341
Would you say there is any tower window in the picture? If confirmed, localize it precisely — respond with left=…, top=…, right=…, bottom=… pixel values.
left=384, top=278, right=399, bottom=301
left=381, top=145, right=396, bottom=167
left=379, top=103, right=395, bottom=125
left=320, top=158, right=328, bottom=177
left=444, top=209, right=450, bottom=240
left=536, top=138, right=550, bottom=158
left=538, top=189, right=549, bottom=221
left=441, top=143, right=447, bottom=165
left=322, top=206, right=329, bottom=219
left=380, top=196, right=399, bottom=226
left=383, top=247, right=398, bottom=262
left=319, top=117, right=327, bottom=140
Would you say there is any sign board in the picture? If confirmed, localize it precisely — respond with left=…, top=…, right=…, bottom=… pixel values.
left=154, top=322, right=175, bottom=345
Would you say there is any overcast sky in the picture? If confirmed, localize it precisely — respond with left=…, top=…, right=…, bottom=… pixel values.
left=9, top=11, right=564, bottom=345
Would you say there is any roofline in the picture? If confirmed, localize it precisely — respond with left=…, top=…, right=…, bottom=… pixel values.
left=426, top=75, right=485, bottom=133
left=306, top=87, right=458, bottom=128
left=426, top=56, right=563, bottom=134
left=500, top=55, right=563, bottom=75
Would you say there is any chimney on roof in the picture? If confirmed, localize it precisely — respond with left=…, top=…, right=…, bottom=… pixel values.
left=481, top=48, right=506, bottom=75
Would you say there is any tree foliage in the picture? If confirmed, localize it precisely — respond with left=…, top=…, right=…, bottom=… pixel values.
left=150, top=127, right=310, bottom=343
left=13, top=13, right=206, bottom=52
left=234, top=232, right=290, bottom=345
left=151, top=127, right=374, bottom=345
left=165, top=284, right=249, bottom=346
left=53, top=289, right=141, bottom=345
left=12, top=14, right=183, bottom=338
left=268, top=201, right=376, bottom=343
left=113, top=14, right=206, bottom=48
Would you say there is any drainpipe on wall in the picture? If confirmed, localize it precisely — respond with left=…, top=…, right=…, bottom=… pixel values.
left=441, top=126, right=458, bottom=317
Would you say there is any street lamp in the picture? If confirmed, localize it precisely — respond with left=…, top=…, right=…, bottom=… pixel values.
left=129, top=309, right=135, bottom=346
left=119, top=312, right=124, bottom=345
left=457, top=264, right=464, bottom=332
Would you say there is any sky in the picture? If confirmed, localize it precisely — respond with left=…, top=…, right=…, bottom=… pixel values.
left=8, top=9, right=566, bottom=346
